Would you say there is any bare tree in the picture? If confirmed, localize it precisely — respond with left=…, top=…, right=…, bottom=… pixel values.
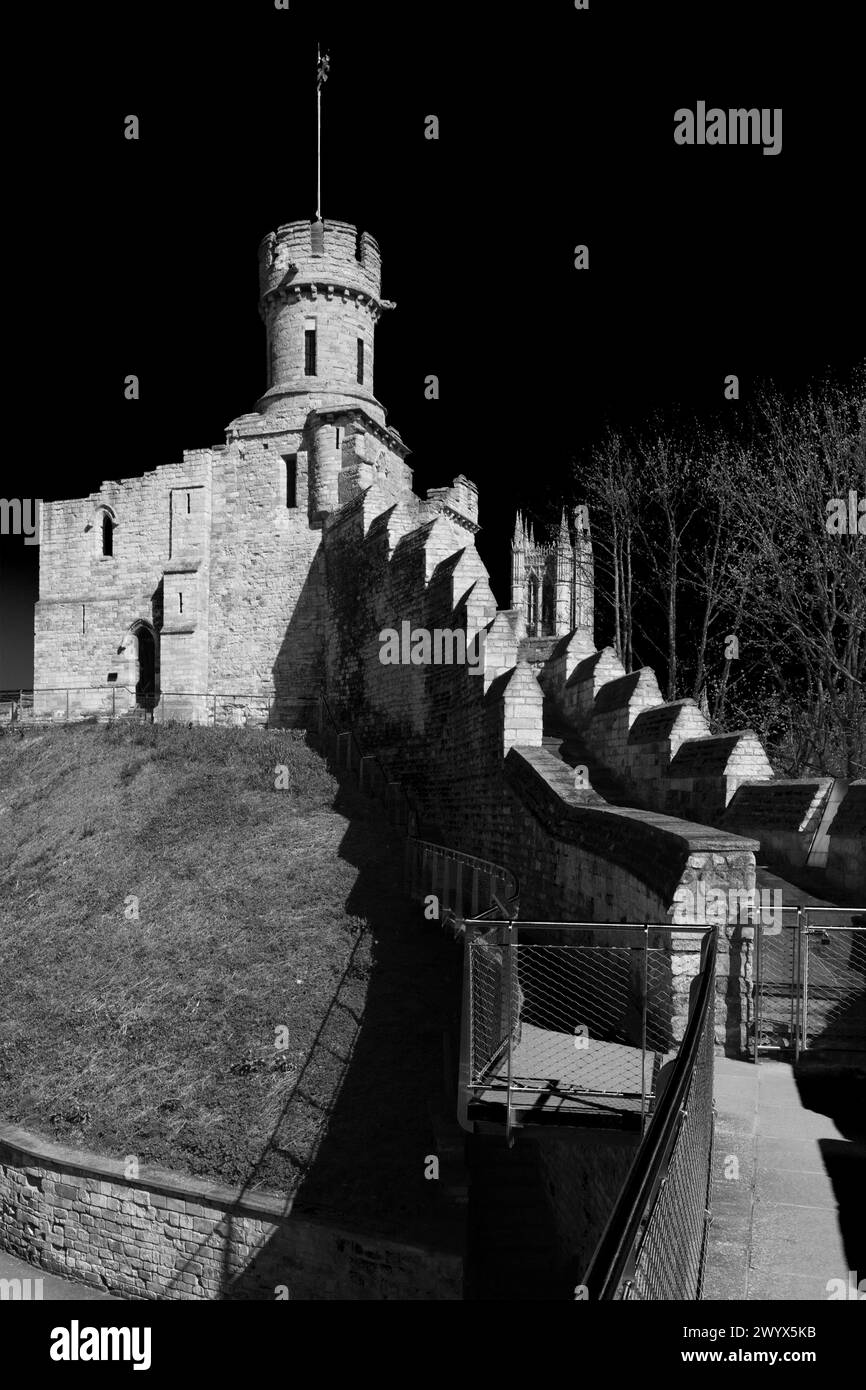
left=713, top=369, right=866, bottom=776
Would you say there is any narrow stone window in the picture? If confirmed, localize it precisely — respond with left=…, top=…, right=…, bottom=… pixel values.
left=304, top=318, right=317, bottom=376
left=357, top=338, right=365, bottom=385
left=335, top=426, right=342, bottom=450
left=282, top=454, right=297, bottom=508
left=179, top=592, right=183, bottom=614
left=186, top=492, right=191, bottom=514
left=102, top=514, right=114, bottom=556
left=82, top=604, right=86, bottom=634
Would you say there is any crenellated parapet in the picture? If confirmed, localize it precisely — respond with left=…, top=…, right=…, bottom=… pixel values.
left=258, top=219, right=384, bottom=303
left=256, top=218, right=395, bottom=418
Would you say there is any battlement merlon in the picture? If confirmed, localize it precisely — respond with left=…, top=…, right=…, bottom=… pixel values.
left=258, top=219, right=386, bottom=306
left=426, top=475, right=479, bottom=531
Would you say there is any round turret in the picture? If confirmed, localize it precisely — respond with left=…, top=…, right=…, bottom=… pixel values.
left=256, top=218, right=392, bottom=413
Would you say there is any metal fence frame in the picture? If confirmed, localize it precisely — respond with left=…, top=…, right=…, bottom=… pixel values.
left=404, top=838, right=518, bottom=923
left=581, top=927, right=718, bottom=1300
left=754, top=904, right=866, bottom=1062
left=461, top=920, right=711, bottom=1147
left=801, top=910, right=866, bottom=1058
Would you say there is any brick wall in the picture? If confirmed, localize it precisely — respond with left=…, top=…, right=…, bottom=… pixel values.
left=0, top=1124, right=462, bottom=1301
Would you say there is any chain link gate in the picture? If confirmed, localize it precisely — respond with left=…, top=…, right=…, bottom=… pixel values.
left=801, top=911, right=866, bottom=1057
left=754, top=905, right=866, bottom=1061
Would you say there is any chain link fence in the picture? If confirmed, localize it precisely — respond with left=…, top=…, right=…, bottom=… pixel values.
left=582, top=928, right=717, bottom=1300
left=754, top=906, right=866, bottom=1060
left=619, top=985, right=716, bottom=1298
left=803, top=916, right=866, bottom=1055
left=465, top=923, right=708, bottom=1137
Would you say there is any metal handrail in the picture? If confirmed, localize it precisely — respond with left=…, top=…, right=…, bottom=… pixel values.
left=581, top=926, right=718, bottom=1300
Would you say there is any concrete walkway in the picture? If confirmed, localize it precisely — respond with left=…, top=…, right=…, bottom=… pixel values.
left=704, top=1058, right=866, bottom=1300
left=0, top=1248, right=118, bottom=1300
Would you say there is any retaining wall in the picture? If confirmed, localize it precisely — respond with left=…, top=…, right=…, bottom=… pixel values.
left=0, top=1125, right=462, bottom=1301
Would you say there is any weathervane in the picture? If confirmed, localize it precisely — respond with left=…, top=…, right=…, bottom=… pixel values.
left=316, top=44, right=330, bottom=220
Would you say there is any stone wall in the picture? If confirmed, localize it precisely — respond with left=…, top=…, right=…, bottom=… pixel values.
left=722, top=780, right=832, bottom=872
left=34, top=454, right=211, bottom=716
left=825, top=781, right=866, bottom=899
left=319, top=504, right=761, bottom=1053
left=0, top=1124, right=462, bottom=1302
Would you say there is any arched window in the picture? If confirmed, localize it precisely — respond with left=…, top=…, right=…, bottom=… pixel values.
left=102, top=514, right=115, bottom=557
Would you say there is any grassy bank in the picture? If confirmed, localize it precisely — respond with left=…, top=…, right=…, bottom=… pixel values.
left=0, top=722, right=457, bottom=1242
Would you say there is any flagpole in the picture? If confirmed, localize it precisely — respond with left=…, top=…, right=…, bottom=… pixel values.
left=316, top=42, right=322, bottom=219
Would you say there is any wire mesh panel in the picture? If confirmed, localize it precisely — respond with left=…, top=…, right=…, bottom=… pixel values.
left=510, top=945, right=672, bottom=1101
left=469, top=931, right=522, bottom=1083
left=754, top=908, right=801, bottom=1055
left=464, top=928, right=700, bottom=1124
left=622, top=995, right=715, bottom=1300
left=803, top=923, right=866, bottom=1055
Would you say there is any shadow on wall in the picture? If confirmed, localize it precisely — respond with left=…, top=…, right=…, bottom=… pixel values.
left=270, top=550, right=326, bottom=726
left=206, top=771, right=463, bottom=1299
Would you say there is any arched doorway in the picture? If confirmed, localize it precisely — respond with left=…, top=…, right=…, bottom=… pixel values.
left=134, top=625, right=157, bottom=708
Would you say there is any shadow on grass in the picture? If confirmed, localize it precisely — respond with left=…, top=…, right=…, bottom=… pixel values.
left=169, top=755, right=463, bottom=1300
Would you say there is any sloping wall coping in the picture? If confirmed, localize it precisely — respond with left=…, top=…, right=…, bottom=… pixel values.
left=507, top=746, right=759, bottom=900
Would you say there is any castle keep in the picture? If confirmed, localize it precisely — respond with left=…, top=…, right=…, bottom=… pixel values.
left=34, top=218, right=479, bottom=725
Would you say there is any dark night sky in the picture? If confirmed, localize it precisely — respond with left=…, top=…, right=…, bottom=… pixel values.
left=1, top=0, right=863, bottom=686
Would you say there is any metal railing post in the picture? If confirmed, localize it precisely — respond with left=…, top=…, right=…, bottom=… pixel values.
left=753, top=916, right=762, bottom=1063
left=404, top=837, right=413, bottom=899
left=457, top=925, right=477, bottom=1133
left=798, top=908, right=809, bottom=1060
left=640, top=925, right=649, bottom=1137
left=504, top=922, right=515, bottom=1148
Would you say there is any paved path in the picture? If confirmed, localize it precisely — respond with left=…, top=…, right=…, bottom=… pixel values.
left=703, top=1059, right=866, bottom=1300
left=0, top=1249, right=118, bottom=1300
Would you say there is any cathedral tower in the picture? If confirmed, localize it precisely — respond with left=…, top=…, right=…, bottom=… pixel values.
left=511, top=508, right=594, bottom=641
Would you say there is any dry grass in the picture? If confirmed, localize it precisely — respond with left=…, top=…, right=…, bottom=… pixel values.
left=0, top=723, right=457, bottom=1241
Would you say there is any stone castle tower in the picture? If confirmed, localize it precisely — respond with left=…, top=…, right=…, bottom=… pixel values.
left=32, top=217, right=478, bottom=724
left=251, top=217, right=409, bottom=523
left=510, top=507, right=594, bottom=639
